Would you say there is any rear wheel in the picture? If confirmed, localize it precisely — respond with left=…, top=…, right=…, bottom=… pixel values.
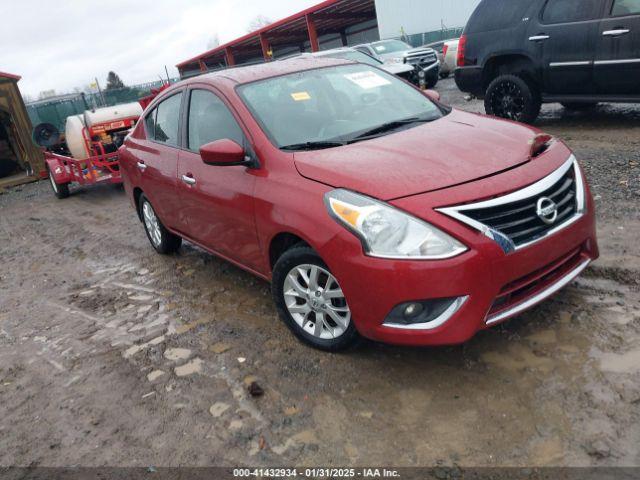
left=272, top=246, right=359, bottom=351
left=485, top=74, right=541, bottom=124
left=47, top=166, right=69, bottom=199
left=139, top=194, right=182, bottom=254
left=561, top=102, right=598, bottom=111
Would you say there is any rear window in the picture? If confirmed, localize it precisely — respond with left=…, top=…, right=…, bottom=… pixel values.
left=611, top=0, right=640, bottom=16
left=466, top=0, right=530, bottom=33
left=542, top=0, right=603, bottom=23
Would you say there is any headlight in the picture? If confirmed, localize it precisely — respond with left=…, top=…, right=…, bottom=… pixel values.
left=385, top=57, right=404, bottom=64
left=325, top=189, right=467, bottom=260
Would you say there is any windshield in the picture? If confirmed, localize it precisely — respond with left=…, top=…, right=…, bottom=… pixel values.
left=237, top=64, right=443, bottom=150
left=325, top=50, right=382, bottom=67
left=371, top=40, right=412, bottom=54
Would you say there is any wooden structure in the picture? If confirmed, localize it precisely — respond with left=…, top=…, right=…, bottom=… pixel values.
left=0, top=71, right=44, bottom=189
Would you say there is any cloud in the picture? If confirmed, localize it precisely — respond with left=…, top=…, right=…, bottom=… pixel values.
left=0, top=0, right=319, bottom=97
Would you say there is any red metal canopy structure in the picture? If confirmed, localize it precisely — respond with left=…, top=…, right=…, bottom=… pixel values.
left=177, top=0, right=378, bottom=78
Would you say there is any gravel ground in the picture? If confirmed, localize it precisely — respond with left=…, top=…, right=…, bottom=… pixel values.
left=0, top=78, right=639, bottom=468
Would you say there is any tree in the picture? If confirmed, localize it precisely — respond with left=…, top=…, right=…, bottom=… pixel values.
left=247, top=14, right=272, bottom=33
left=105, top=71, right=125, bottom=90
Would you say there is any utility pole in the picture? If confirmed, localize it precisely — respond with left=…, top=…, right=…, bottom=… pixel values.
left=94, top=77, right=106, bottom=107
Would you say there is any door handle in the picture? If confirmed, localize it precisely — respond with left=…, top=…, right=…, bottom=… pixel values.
left=181, top=174, right=196, bottom=186
left=603, top=29, right=630, bottom=37
left=529, top=35, right=550, bottom=41
left=136, top=161, right=147, bottom=171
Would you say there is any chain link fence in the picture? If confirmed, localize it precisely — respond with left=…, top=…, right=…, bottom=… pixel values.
left=26, top=78, right=179, bottom=132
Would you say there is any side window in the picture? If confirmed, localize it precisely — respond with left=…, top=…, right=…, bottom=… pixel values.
left=542, top=0, right=602, bottom=23
left=144, top=108, right=156, bottom=139
left=612, top=0, right=640, bottom=15
left=187, top=89, right=244, bottom=151
left=153, top=93, right=182, bottom=146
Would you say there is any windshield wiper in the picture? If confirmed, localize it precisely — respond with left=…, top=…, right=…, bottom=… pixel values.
left=280, top=141, right=346, bottom=151
left=347, top=116, right=433, bottom=144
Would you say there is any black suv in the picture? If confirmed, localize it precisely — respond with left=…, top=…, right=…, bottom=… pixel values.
left=455, top=0, right=640, bottom=123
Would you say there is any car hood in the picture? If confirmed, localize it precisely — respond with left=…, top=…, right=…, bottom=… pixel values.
left=380, top=63, right=415, bottom=75
left=378, top=46, right=436, bottom=62
left=293, top=110, right=539, bottom=201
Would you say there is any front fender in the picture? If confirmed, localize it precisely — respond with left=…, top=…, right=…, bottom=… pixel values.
left=45, top=157, right=72, bottom=184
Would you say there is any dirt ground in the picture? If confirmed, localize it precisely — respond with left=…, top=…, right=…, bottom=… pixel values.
left=1, top=78, right=639, bottom=469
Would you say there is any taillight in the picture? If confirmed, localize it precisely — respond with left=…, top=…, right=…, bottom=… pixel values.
left=457, top=35, right=467, bottom=67
left=443, top=44, right=449, bottom=58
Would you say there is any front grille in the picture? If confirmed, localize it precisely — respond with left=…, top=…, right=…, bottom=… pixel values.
left=463, top=166, right=578, bottom=247
left=405, top=50, right=438, bottom=67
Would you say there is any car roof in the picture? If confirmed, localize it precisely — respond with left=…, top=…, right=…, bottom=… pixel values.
left=190, top=57, right=353, bottom=85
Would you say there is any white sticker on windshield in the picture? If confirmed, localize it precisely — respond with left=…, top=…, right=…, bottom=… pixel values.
left=344, top=71, right=392, bottom=90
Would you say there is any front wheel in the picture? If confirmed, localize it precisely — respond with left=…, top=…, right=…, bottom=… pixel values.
left=485, top=74, right=541, bottom=124
left=139, top=194, right=182, bottom=254
left=272, top=246, right=359, bottom=351
left=425, top=74, right=439, bottom=89
left=47, top=166, right=70, bottom=199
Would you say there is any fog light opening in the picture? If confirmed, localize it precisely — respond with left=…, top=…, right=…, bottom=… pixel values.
left=403, top=303, right=424, bottom=319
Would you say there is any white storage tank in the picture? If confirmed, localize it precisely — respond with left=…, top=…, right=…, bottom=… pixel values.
left=64, top=102, right=143, bottom=159
left=84, top=102, right=142, bottom=129
left=65, top=114, right=89, bottom=160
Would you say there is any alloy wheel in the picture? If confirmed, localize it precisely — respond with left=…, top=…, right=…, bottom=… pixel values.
left=142, top=201, right=162, bottom=248
left=283, top=264, right=351, bottom=340
left=489, top=80, right=526, bottom=121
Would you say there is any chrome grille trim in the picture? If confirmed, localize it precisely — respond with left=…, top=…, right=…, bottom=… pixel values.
left=437, top=155, right=585, bottom=253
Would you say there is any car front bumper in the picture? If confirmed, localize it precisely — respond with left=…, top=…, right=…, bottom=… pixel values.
left=318, top=158, right=599, bottom=347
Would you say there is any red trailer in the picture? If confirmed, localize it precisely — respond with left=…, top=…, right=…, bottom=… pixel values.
left=43, top=114, right=138, bottom=198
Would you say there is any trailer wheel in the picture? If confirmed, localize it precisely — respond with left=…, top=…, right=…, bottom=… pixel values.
left=48, top=167, right=70, bottom=199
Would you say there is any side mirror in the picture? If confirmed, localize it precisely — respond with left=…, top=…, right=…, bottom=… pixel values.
left=424, top=89, right=441, bottom=103
left=200, top=139, right=249, bottom=166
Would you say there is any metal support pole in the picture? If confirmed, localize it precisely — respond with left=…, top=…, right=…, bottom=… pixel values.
left=306, top=14, right=320, bottom=52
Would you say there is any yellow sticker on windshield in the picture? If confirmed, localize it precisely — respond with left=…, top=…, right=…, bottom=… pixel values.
left=291, top=91, right=311, bottom=101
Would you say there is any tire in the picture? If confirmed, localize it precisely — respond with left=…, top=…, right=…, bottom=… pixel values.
left=272, top=245, right=359, bottom=352
left=425, top=74, right=439, bottom=89
left=47, top=166, right=70, bottom=199
left=561, top=102, right=598, bottom=111
left=440, top=71, right=450, bottom=79
left=139, top=194, right=182, bottom=254
left=484, top=74, right=542, bottom=124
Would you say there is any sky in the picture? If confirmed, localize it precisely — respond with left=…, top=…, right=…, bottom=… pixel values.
left=0, top=0, right=320, bottom=98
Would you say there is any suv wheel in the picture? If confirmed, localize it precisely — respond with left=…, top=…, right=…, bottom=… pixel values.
left=485, top=74, right=541, bottom=124
left=272, top=246, right=359, bottom=351
left=561, top=102, right=598, bottom=111
left=139, top=194, right=182, bottom=254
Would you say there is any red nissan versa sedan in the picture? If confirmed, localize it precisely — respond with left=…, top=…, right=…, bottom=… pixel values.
left=119, top=57, right=598, bottom=351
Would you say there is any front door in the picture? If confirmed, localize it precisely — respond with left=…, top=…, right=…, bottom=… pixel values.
left=595, top=0, right=640, bottom=94
left=528, top=0, right=605, bottom=94
left=176, top=87, right=262, bottom=270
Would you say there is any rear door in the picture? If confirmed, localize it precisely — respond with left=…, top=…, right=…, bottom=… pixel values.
left=595, top=0, right=640, bottom=94
left=135, top=91, right=184, bottom=229
left=529, top=0, right=605, bottom=94
left=176, top=87, right=261, bottom=270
